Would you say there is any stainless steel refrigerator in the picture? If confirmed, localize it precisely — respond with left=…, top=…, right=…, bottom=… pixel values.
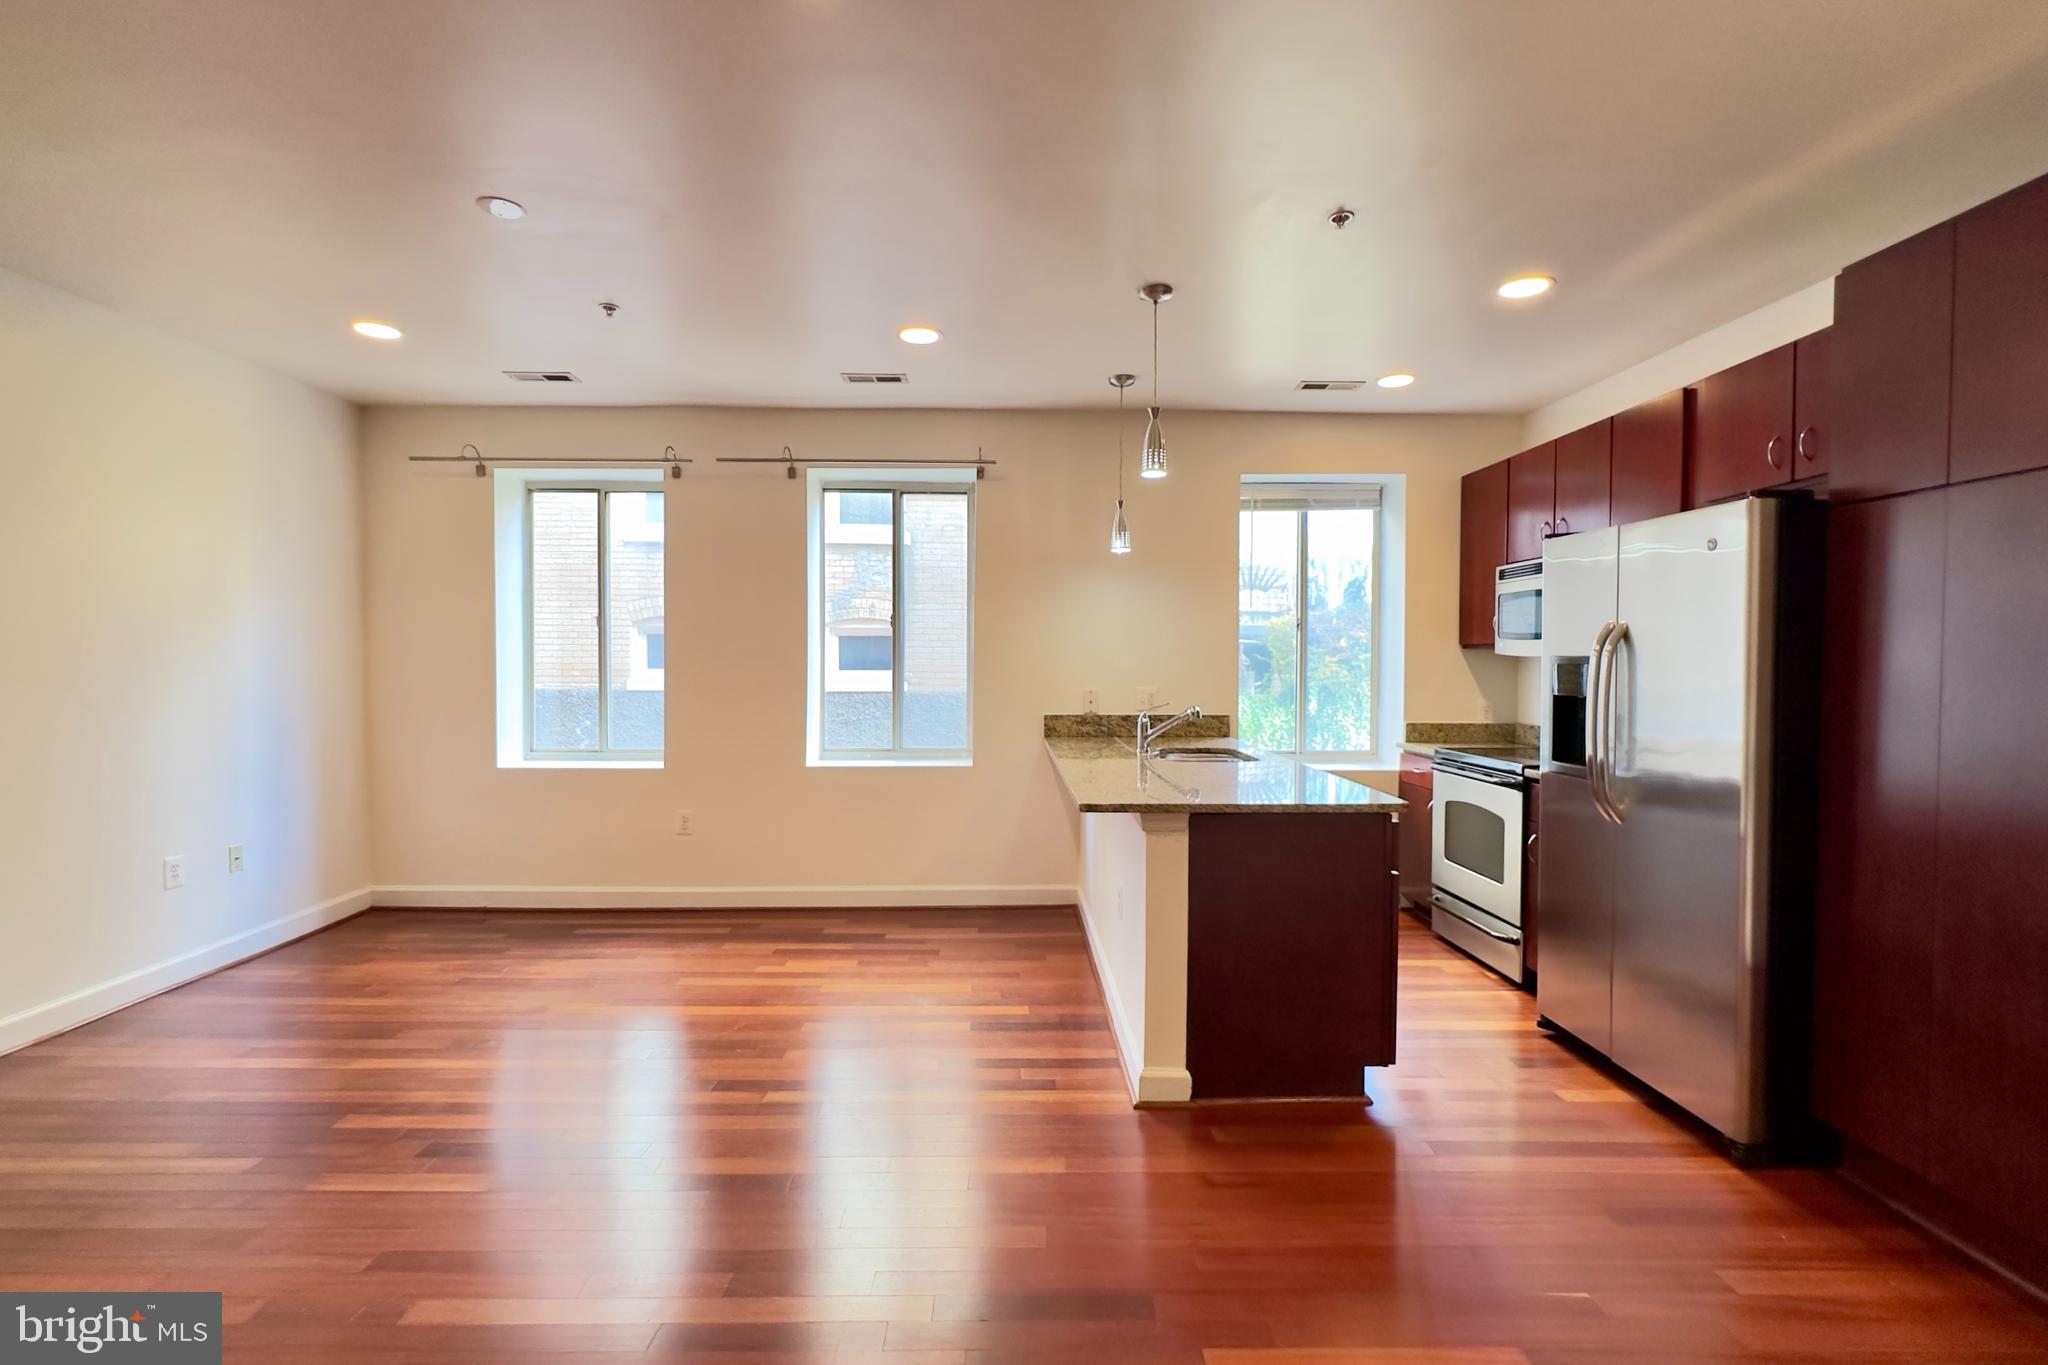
left=1537, top=495, right=1822, bottom=1160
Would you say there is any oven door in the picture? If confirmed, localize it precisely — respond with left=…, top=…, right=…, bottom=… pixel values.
left=1431, top=767, right=1526, bottom=928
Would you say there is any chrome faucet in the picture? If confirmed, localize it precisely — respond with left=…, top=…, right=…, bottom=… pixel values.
left=1136, top=704, right=1203, bottom=756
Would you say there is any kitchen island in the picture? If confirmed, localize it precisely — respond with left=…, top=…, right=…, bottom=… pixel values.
left=1045, top=729, right=1405, bottom=1105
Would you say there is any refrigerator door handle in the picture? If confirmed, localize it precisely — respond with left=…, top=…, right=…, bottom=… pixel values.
left=1587, top=620, right=1618, bottom=822
left=1599, top=621, right=1631, bottom=823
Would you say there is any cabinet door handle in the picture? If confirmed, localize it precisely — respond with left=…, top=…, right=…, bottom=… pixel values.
left=1797, top=425, right=1817, bottom=462
left=1541, top=519, right=1554, bottom=538
left=1765, top=434, right=1784, bottom=469
left=1555, top=516, right=1569, bottom=534
left=1526, top=833, right=1539, bottom=850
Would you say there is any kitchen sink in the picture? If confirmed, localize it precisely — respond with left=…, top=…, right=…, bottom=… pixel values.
left=1151, top=746, right=1260, bottom=762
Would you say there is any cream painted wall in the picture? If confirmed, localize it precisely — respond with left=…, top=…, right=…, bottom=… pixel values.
left=1522, top=281, right=1836, bottom=446
left=0, top=267, right=372, bottom=1050
left=362, top=403, right=1522, bottom=898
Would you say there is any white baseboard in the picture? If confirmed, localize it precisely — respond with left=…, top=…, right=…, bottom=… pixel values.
left=370, top=883, right=1078, bottom=910
left=1137, top=1066, right=1194, bottom=1104
left=0, top=886, right=374, bottom=1057
left=1075, top=890, right=1142, bottom=1106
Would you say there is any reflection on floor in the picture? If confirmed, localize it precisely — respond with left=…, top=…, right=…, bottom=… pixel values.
left=0, top=906, right=2042, bottom=1362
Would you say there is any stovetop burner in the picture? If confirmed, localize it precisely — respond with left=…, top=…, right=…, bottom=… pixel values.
left=1432, top=743, right=1540, bottom=777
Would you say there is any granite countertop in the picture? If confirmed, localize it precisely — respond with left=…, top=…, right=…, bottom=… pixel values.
left=1045, top=737, right=1406, bottom=815
left=1402, top=722, right=1544, bottom=776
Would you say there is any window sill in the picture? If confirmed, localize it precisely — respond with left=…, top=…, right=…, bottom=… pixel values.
left=807, top=756, right=974, bottom=769
left=499, top=758, right=665, bottom=771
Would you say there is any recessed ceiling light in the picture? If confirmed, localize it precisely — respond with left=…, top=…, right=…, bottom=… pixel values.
left=477, top=195, right=526, bottom=220
left=1497, top=274, right=1555, bottom=300
left=351, top=320, right=403, bottom=341
left=897, top=325, right=942, bottom=345
left=1376, top=372, right=1416, bottom=389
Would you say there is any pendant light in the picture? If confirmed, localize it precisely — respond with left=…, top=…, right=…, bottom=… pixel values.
left=1108, top=373, right=1135, bottom=554
left=1138, top=282, right=1173, bottom=478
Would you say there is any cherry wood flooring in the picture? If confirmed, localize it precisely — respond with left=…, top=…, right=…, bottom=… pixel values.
left=1, top=907, right=2044, bottom=1363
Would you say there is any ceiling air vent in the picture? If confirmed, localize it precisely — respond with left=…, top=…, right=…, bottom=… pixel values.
left=840, top=372, right=908, bottom=384
left=503, top=370, right=581, bottom=383
left=1296, top=379, right=1367, bottom=392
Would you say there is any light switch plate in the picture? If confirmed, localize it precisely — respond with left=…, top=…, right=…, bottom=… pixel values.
left=227, top=844, right=245, bottom=874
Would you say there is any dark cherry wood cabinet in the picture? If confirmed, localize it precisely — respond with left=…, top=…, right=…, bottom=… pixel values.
left=1950, top=175, right=2048, bottom=486
left=1816, top=469, right=2048, bottom=1274
left=1186, top=813, right=1397, bottom=1099
left=1505, top=442, right=1557, bottom=563
left=1930, top=469, right=2048, bottom=1242
left=1609, top=388, right=1688, bottom=525
left=1552, top=421, right=1612, bottom=536
left=1832, top=221, right=1955, bottom=502
left=1688, top=343, right=1795, bottom=506
left=1813, top=492, right=1948, bottom=1178
left=1396, top=753, right=1433, bottom=912
left=1458, top=461, right=1508, bottom=647
left=1791, top=326, right=1833, bottom=480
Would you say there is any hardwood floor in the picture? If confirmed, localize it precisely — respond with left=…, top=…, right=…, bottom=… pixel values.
left=1, top=907, right=2043, bottom=1363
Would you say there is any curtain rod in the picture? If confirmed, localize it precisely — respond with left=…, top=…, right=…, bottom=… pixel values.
left=715, top=446, right=995, bottom=479
left=407, top=444, right=693, bottom=478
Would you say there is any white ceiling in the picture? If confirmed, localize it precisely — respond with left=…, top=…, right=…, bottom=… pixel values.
left=5, top=0, right=2048, bottom=413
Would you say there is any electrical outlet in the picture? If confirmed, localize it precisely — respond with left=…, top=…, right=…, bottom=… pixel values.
left=674, top=810, right=695, bottom=837
left=1137, top=685, right=1158, bottom=710
left=162, top=856, right=186, bottom=890
left=227, top=844, right=245, bottom=874
left=1082, top=689, right=1099, bottom=714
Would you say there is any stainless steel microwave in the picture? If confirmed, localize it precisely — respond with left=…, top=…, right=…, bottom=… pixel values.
left=1494, top=559, right=1543, bottom=656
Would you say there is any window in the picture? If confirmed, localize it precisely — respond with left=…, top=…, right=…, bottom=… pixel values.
left=1238, top=483, right=1381, bottom=757
left=526, top=485, right=664, bottom=758
left=814, top=482, right=972, bottom=760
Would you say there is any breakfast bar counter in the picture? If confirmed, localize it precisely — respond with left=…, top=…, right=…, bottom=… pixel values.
left=1045, top=722, right=1404, bottom=1106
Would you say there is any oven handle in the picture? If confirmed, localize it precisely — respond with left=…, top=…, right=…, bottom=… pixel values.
left=1431, top=892, right=1524, bottom=945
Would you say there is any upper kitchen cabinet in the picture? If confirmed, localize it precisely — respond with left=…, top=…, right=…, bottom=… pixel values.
left=1833, top=221, right=1955, bottom=502
left=1505, top=442, right=1557, bottom=563
left=1792, top=326, right=1833, bottom=480
left=1458, top=460, right=1508, bottom=647
left=1610, top=389, right=1688, bottom=525
left=1951, top=173, right=2048, bottom=486
left=1688, top=343, right=1795, bottom=507
left=1552, top=420, right=1612, bottom=536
